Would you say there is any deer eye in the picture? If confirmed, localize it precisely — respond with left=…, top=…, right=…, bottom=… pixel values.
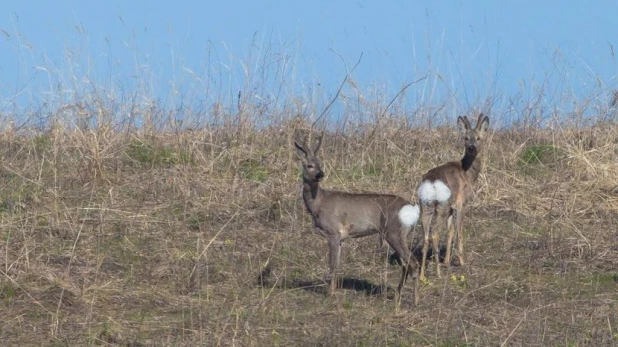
left=465, top=137, right=470, bottom=141
left=307, top=164, right=314, bottom=169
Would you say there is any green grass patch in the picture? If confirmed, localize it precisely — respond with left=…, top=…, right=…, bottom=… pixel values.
left=96, top=235, right=143, bottom=279
left=589, top=273, right=618, bottom=290
left=595, top=273, right=618, bottom=283
left=186, top=213, right=207, bottom=231
left=0, top=281, right=16, bottom=303
left=347, top=162, right=384, bottom=180
left=125, top=139, right=194, bottom=167
left=520, top=144, right=558, bottom=165
left=238, top=158, right=269, bottom=182
left=33, top=134, right=53, bottom=153
left=0, top=171, right=43, bottom=214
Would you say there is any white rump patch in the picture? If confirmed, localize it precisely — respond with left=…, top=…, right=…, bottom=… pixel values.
left=398, top=204, right=420, bottom=227
left=418, top=180, right=451, bottom=205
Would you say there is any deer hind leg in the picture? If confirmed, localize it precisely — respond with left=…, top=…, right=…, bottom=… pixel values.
left=397, top=263, right=419, bottom=307
left=432, top=204, right=450, bottom=278
left=444, top=208, right=455, bottom=265
left=326, top=233, right=342, bottom=295
left=385, top=227, right=419, bottom=307
left=454, top=205, right=466, bottom=266
left=419, top=206, right=434, bottom=281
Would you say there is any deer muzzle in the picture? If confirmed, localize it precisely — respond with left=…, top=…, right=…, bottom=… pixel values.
left=466, top=144, right=477, bottom=155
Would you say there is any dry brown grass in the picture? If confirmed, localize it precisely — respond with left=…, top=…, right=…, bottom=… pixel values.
left=1, top=113, right=618, bottom=346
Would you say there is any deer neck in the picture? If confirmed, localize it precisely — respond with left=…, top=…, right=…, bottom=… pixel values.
left=302, top=180, right=322, bottom=215
left=461, top=152, right=481, bottom=183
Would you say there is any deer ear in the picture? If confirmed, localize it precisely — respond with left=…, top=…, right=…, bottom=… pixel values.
left=294, top=141, right=308, bottom=158
left=477, top=114, right=489, bottom=134
left=457, top=116, right=470, bottom=135
left=475, top=113, right=485, bottom=125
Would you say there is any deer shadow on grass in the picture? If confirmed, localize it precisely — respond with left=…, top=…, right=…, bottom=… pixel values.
left=410, top=244, right=448, bottom=265
left=256, top=263, right=399, bottom=297
left=255, top=245, right=447, bottom=299
left=290, top=277, right=390, bottom=297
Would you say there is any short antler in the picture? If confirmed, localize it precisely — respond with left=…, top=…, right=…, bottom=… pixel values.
left=294, top=131, right=324, bottom=157
left=313, top=131, right=324, bottom=155
left=294, top=130, right=311, bottom=157
left=294, top=141, right=309, bottom=157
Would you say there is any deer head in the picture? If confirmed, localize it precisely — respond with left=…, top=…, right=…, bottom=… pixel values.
left=294, top=133, right=324, bottom=184
left=457, top=113, right=490, bottom=157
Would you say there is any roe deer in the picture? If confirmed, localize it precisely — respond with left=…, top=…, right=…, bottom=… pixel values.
left=417, top=113, right=489, bottom=280
left=295, top=133, right=421, bottom=305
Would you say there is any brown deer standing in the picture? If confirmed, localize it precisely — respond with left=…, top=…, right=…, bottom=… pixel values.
left=295, top=133, right=421, bottom=305
left=417, top=113, right=489, bottom=280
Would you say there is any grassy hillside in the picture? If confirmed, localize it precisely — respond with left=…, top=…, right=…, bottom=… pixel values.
left=0, top=109, right=617, bottom=346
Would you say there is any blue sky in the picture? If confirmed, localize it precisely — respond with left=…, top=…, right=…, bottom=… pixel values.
left=1, top=0, right=617, bottom=122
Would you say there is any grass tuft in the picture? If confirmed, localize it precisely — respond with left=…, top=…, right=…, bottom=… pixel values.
left=520, top=144, right=558, bottom=165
